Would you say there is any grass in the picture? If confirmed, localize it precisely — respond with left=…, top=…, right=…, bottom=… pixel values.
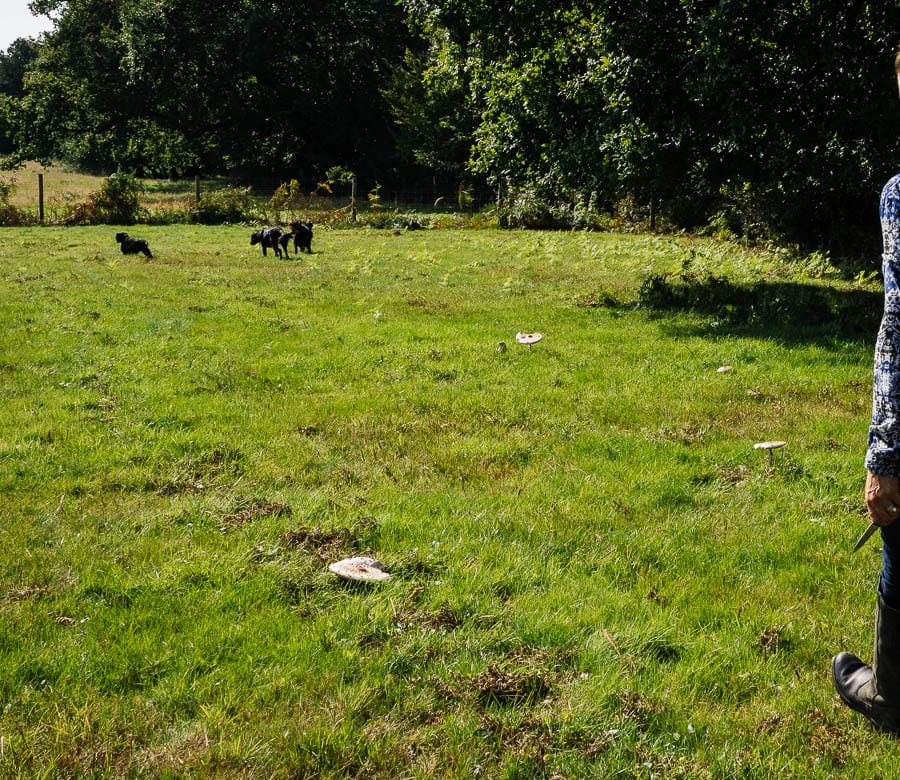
left=0, top=161, right=213, bottom=214
left=0, top=223, right=893, bottom=777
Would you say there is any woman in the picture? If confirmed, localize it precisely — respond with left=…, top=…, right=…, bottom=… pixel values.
left=832, top=50, right=900, bottom=735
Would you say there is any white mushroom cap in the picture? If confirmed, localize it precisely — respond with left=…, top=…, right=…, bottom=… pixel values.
left=515, top=332, right=543, bottom=345
left=753, top=441, right=787, bottom=450
left=328, top=556, right=391, bottom=582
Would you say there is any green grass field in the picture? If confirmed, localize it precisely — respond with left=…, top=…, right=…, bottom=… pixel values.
left=0, top=224, right=894, bottom=777
left=0, top=162, right=208, bottom=215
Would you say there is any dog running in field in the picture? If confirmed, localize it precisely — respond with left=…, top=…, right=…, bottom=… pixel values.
left=115, top=231, right=153, bottom=258
left=250, top=226, right=287, bottom=257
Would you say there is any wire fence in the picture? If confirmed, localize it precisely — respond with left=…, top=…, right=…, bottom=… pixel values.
left=8, top=171, right=496, bottom=224
left=239, top=175, right=496, bottom=211
left=3, top=168, right=633, bottom=231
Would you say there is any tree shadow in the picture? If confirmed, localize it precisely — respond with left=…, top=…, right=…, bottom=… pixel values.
left=638, top=273, right=882, bottom=345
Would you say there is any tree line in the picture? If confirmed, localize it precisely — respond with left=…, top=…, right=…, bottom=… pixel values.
left=1, top=0, right=899, bottom=254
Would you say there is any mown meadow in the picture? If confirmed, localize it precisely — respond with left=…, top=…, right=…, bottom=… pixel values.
left=0, top=224, right=896, bottom=777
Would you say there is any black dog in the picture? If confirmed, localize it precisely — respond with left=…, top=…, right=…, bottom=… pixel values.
left=288, top=221, right=313, bottom=254
left=250, top=227, right=287, bottom=257
left=115, top=231, right=153, bottom=258
left=278, top=230, right=293, bottom=257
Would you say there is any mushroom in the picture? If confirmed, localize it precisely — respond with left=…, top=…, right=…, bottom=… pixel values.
left=754, top=440, right=786, bottom=465
left=515, top=332, right=542, bottom=346
left=328, top=556, right=391, bottom=583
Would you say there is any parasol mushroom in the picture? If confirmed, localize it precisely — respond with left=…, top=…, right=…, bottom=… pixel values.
left=754, top=440, right=786, bottom=465
left=328, top=556, right=391, bottom=583
left=515, top=332, right=542, bottom=347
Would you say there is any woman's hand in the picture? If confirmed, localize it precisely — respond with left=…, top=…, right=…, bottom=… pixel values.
left=866, top=471, right=900, bottom=526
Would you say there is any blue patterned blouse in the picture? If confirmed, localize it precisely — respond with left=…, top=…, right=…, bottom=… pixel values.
left=867, top=174, right=900, bottom=476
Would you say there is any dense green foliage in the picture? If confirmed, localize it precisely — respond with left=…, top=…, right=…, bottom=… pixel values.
left=404, top=1, right=900, bottom=252
left=0, top=37, right=40, bottom=153
left=2, top=1, right=900, bottom=251
left=7, top=0, right=414, bottom=182
left=0, top=225, right=893, bottom=775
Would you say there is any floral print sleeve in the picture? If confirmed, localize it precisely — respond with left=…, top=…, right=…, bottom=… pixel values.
left=866, top=174, right=900, bottom=476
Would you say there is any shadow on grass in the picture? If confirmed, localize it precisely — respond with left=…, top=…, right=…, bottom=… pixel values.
left=639, top=272, right=882, bottom=344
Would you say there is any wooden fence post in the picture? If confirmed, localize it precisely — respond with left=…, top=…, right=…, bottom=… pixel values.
left=38, top=173, right=44, bottom=224
left=351, top=175, right=357, bottom=222
left=195, top=174, right=201, bottom=202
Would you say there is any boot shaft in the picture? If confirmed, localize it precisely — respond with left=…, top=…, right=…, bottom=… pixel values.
left=874, top=592, right=900, bottom=701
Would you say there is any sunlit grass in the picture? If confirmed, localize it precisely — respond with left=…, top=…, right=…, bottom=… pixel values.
left=0, top=224, right=889, bottom=776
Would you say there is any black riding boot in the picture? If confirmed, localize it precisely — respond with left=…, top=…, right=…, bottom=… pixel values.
left=832, top=592, right=900, bottom=735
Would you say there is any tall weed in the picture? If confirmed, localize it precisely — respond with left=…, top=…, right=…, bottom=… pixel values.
left=188, top=187, right=258, bottom=224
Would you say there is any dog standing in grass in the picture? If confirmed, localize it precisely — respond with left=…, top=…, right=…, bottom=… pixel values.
left=115, top=232, right=153, bottom=258
left=250, top=226, right=287, bottom=257
left=288, top=221, right=313, bottom=254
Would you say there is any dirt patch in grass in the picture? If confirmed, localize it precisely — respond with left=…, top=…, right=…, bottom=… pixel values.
left=757, top=626, right=788, bottom=656
left=804, top=708, right=849, bottom=768
left=480, top=713, right=553, bottom=766
left=479, top=712, right=621, bottom=767
left=474, top=666, right=552, bottom=707
left=279, top=516, right=378, bottom=562
left=4, top=585, right=51, bottom=601
left=717, top=463, right=750, bottom=486
left=279, top=526, right=358, bottom=561
left=435, top=648, right=574, bottom=710
left=757, top=713, right=784, bottom=733
left=409, top=604, right=462, bottom=630
left=128, top=727, right=213, bottom=774
left=220, top=500, right=290, bottom=531
left=614, top=690, right=665, bottom=731
left=646, top=587, right=668, bottom=606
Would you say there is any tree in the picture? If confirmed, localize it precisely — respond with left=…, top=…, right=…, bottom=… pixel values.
left=0, top=37, right=42, bottom=154
left=403, top=0, right=900, bottom=252
left=12, top=0, right=417, bottom=181
left=382, top=37, right=477, bottom=182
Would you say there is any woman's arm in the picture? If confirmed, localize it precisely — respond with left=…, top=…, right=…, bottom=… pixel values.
left=866, top=174, right=900, bottom=485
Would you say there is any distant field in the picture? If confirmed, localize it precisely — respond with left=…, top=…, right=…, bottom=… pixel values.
left=0, top=163, right=432, bottom=224
left=0, top=162, right=226, bottom=215
left=0, top=224, right=892, bottom=777
left=1, top=161, right=102, bottom=203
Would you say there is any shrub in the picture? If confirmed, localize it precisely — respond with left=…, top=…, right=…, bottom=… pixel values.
left=62, top=172, right=145, bottom=225
left=499, top=187, right=555, bottom=229
left=499, top=186, right=611, bottom=230
left=269, top=179, right=308, bottom=220
left=188, top=187, right=257, bottom=224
